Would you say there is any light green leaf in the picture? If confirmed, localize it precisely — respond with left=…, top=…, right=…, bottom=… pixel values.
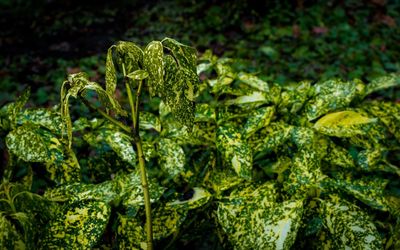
left=195, top=103, right=216, bottom=122
left=115, top=41, right=143, bottom=74
left=319, top=196, right=383, bottom=249
left=305, top=79, right=365, bottom=120
left=117, top=214, right=146, bottom=250
left=238, top=72, right=269, bottom=92
left=158, top=138, right=185, bottom=179
left=365, top=73, right=400, bottom=96
left=224, top=91, right=269, bottom=107
left=139, top=112, right=161, bottom=132
left=39, top=201, right=111, bottom=249
left=143, top=41, right=164, bottom=96
left=314, top=110, right=377, bottom=137
left=216, top=125, right=252, bottom=180
left=0, top=87, right=30, bottom=131
left=126, top=69, right=149, bottom=81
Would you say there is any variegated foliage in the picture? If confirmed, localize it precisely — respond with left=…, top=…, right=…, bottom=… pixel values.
left=1, top=45, right=399, bottom=249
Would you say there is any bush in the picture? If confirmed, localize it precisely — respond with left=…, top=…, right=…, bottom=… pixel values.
left=1, top=39, right=399, bottom=249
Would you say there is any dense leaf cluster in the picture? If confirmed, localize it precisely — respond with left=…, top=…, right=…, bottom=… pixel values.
left=1, top=40, right=400, bottom=249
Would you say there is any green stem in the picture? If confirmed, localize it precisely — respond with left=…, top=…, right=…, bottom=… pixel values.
left=79, top=96, right=131, bottom=134
left=125, top=76, right=153, bottom=250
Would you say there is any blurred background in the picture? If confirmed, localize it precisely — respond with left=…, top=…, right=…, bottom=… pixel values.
left=0, top=0, right=399, bottom=106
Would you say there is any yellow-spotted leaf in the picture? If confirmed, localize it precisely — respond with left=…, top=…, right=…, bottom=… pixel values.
left=143, top=41, right=164, bottom=96
left=117, top=214, right=146, bottom=250
left=151, top=205, right=188, bottom=240
left=158, top=138, right=186, bottom=179
left=167, top=187, right=211, bottom=210
left=126, top=69, right=149, bottom=81
left=139, top=112, right=161, bottom=132
left=319, top=196, right=382, bottom=249
left=39, top=201, right=111, bottom=249
left=238, top=72, right=269, bottom=92
left=314, top=111, right=377, bottom=137
left=216, top=125, right=252, bottom=180
left=0, top=213, right=26, bottom=250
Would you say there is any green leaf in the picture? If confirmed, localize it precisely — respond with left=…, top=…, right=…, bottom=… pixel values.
left=314, top=110, right=377, bottom=137
left=305, top=79, right=365, bottom=120
left=242, top=106, right=275, bottom=138
left=319, top=196, right=383, bottom=249
left=16, top=107, right=63, bottom=135
left=0, top=213, right=26, bottom=250
left=195, top=103, right=216, bottom=122
left=217, top=183, right=303, bottom=250
left=117, top=214, right=146, bottom=250
left=115, top=41, right=143, bottom=74
left=0, top=88, right=30, bottom=131
left=105, top=45, right=117, bottom=96
left=143, top=41, right=164, bottom=96
left=158, top=138, right=185, bottom=179
left=216, top=125, right=252, bottom=180
left=126, top=69, right=149, bottom=81
left=139, top=112, right=161, bottom=132
left=39, top=201, right=111, bottom=249
left=365, top=73, right=400, bottom=96
left=224, top=91, right=270, bottom=107
left=238, top=72, right=269, bottom=92
left=151, top=204, right=188, bottom=240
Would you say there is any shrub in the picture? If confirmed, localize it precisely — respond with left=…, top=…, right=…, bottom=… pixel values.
left=1, top=39, right=399, bottom=249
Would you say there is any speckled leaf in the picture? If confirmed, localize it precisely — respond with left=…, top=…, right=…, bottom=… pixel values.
left=115, top=41, right=143, bottom=74
left=217, top=183, right=303, bottom=250
left=314, top=110, right=377, bottom=137
left=46, top=143, right=81, bottom=184
left=0, top=88, right=30, bottom=131
left=0, top=213, right=26, bottom=250
left=363, top=101, right=400, bottom=141
left=365, top=73, right=400, bottom=96
left=39, top=200, right=111, bottom=249
left=206, top=167, right=243, bottom=195
left=117, top=214, right=146, bottom=250
left=242, top=106, right=274, bottom=138
left=158, top=138, right=185, bottom=179
left=253, top=122, right=294, bottom=154
left=139, top=111, right=161, bottom=132
left=324, top=140, right=355, bottom=169
left=319, top=196, right=383, bottom=249
left=143, top=41, right=164, bottom=96
left=16, top=107, right=63, bottom=135
left=278, top=80, right=311, bottom=114
left=330, top=177, right=391, bottom=212
left=151, top=204, right=188, bottom=240
left=105, top=45, right=117, bottom=96
left=167, top=187, right=211, bottom=210
left=216, top=125, right=252, bottom=180
left=126, top=69, right=149, bottom=81
left=238, top=72, right=269, bottom=92
left=195, top=103, right=216, bottom=122
left=305, top=79, right=365, bottom=120
left=161, top=55, right=196, bottom=130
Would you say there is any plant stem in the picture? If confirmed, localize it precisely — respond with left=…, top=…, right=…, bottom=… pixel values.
left=79, top=96, right=131, bottom=134
left=125, top=77, right=153, bottom=250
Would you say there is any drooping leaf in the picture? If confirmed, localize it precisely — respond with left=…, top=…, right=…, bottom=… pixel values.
left=115, top=41, right=143, bottom=74
left=216, top=125, right=252, bottom=180
left=319, top=196, right=383, bottom=249
left=39, top=200, right=111, bottom=249
left=314, top=110, right=377, bottom=137
left=305, top=79, right=365, bottom=120
left=158, top=138, right=185, bottom=179
left=364, top=73, right=400, bottom=97
left=143, top=41, right=164, bottom=96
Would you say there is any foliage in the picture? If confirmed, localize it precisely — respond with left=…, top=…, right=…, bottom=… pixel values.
left=1, top=39, right=400, bottom=250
